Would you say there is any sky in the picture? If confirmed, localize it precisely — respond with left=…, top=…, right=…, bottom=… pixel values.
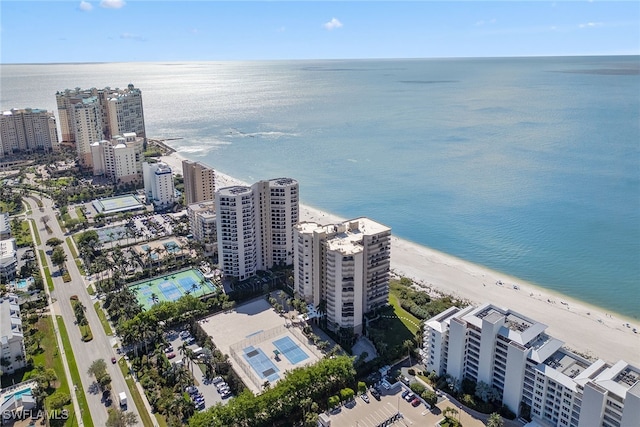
left=1, top=1, right=638, bottom=63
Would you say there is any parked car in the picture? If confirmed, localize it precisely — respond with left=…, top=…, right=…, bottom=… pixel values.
left=216, top=382, right=228, bottom=389
left=211, top=376, right=224, bottom=384
left=111, top=357, right=117, bottom=364
left=401, top=390, right=410, bottom=399
left=404, top=392, right=415, bottom=402
left=164, top=346, right=174, bottom=353
left=167, top=352, right=176, bottom=359
left=411, top=397, right=421, bottom=407
left=360, top=393, right=370, bottom=404
left=370, top=388, right=381, bottom=400
left=185, top=386, right=197, bottom=395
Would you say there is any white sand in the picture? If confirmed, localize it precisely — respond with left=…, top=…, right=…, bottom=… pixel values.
left=160, top=151, right=640, bottom=365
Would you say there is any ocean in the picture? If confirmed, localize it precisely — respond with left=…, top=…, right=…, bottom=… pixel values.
left=1, top=56, right=638, bottom=318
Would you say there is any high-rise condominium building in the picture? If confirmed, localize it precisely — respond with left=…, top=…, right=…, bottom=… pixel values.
left=0, top=238, right=18, bottom=282
left=143, top=162, right=175, bottom=209
left=0, top=108, right=59, bottom=159
left=215, top=178, right=299, bottom=281
left=56, top=84, right=145, bottom=168
left=182, top=160, right=216, bottom=205
left=422, top=303, right=640, bottom=426
left=187, top=201, right=217, bottom=257
left=90, top=132, right=144, bottom=185
left=294, top=218, right=391, bottom=334
left=0, top=294, right=27, bottom=375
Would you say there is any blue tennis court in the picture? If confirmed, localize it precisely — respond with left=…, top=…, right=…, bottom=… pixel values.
left=130, top=268, right=218, bottom=310
left=158, top=281, right=182, bottom=302
left=243, top=346, right=280, bottom=383
left=273, top=336, right=309, bottom=365
left=178, top=277, right=198, bottom=293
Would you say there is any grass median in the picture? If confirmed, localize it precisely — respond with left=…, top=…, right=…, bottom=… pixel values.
left=66, top=236, right=86, bottom=275
left=30, top=218, right=42, bottom=245
left=56, top=316, right=94, bottom=427
left=118, top=358, right=155, bottom=427
left=93, top=301, right=113, bottom=335
left=39, top=249, right=54, bottom=291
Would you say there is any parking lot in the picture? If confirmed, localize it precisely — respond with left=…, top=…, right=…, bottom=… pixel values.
left=163, top=329, right=233, bottom=411
left=326, top=384, right=438, bottom=427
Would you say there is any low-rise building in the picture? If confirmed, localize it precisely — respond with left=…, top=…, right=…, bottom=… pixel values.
left=0, top=238, right=17, bottom=282
left=0, top=293, right=26, bottom=375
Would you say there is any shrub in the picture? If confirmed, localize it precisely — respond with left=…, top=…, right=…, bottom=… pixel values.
left=410, top=382, right=426, bottom=395
left=407, top=368, right=416, bottom=375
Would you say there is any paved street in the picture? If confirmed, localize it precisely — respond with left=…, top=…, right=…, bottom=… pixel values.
left=25, top=195, right=144, bottom=426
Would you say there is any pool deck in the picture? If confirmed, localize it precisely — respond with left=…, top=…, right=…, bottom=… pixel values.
left=198, top=297, right=320, bottom=394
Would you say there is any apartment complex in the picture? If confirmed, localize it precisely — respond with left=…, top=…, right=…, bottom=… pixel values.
left=0, top=108, right=59, bottom=159
left=0, top=293, right=26, bottom=375
left=421, top=304, right=640, bottom=427
left=215, top=178, right=299, bottom=281
left=294, top=218, right=391, bottom=334
left=182, top=160, right=216, bottom=205
left=56, top=84, right=145, bottom=168
left=90, top=132, right=144, bottom=185
left=0, top=238, right=18, bottom=282
left=143, top=161, right=175, bottom=209
left=187, top=201, right=217, bottom=257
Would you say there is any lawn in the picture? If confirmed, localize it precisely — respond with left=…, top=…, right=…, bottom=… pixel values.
left=94, top=301, right=113, bottom=335
left=388, top=293, right=421, bottom=335
left=118, top=358, right=155, bottom=427
left=75, top=207, right=87, bottom=221
left=30, top=219, right=42, bottom=245
left=57, top=316, right=94, bottom=427
left=0, top=316, right=80, bottom=427
left=39, top=249, right=54, bottom=291
left=66, top=236, right=86, bottom=275
left=11, top=220, right=33, bottom=247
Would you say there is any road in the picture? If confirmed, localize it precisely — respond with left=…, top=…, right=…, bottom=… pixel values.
left=25, top=195, right=145, bottom=426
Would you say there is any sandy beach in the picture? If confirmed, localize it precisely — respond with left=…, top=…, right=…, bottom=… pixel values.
left=160, top=151, right=639, bottom=366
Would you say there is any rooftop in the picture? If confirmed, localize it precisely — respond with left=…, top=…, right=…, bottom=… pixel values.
left=544, top=349, right=591, bottom=379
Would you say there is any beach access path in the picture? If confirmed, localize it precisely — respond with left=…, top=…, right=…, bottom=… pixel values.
left=159, top=152, right=640, bottom=366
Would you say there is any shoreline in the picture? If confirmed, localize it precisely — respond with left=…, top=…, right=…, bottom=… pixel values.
left=158, top=150, right=640, bottom=365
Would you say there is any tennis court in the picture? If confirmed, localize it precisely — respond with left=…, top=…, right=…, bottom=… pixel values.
left=243, top=346, right=280, bottom=383
left=130, top=268, right=217, bottom=310
left=273, top=336, right=309, bottom=365
left=92, top=194, right=144, bottom=214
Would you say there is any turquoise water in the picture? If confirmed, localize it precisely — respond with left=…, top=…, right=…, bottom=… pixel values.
left=1, top=57, right=638, bottom=318
left=3, top=387, right=32, bottom=403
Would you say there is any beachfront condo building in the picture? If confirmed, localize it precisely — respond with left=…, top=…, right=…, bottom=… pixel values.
left=188, top=201, right=217, bottom=257
left=182, top=160, right=216, bottom=205
left=56, top=84, right=146, bottom=168
left=90, top=132, right=144, bottom=186
left=143, top=161, right=175, bottom=209
left=421, top=303, right=640, bottom=427
left=0, top=108, right=59, bottom=159
left=294, top=218, right=391, bottom=335
left=215, top=178, right=299, bottom=281
left=0, top=293, right=26, bottom=375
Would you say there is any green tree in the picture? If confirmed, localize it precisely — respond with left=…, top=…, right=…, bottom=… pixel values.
left=51, top=246, right=67, bottom=270
left=487, top=413, right=504, bottom=427
left=328, top=395, right=340, bottom=409
left=106, top=408, right=138, bottom=427
left=47, top=392, right=70, bottom=410
left=357, top=381, right=367, bottom=394
left=46, top=237, right=63, bottom=247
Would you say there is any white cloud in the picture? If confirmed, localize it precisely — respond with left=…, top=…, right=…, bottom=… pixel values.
left=476, top=18, right=496, bottom=26
left=323, top=18, right=343, bottom=31
left=120, top=32, right=146, bottom=41
left=101, top=0, right=126, bottom=9
left=79, top=1, right=93, bottom=12
left=579, top=22, right=604, bottom=28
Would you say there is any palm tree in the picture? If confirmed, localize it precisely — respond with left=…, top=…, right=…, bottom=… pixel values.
left=150, top=293, right=159, bottom=306
left=403, top=339, right=414, bottom=366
